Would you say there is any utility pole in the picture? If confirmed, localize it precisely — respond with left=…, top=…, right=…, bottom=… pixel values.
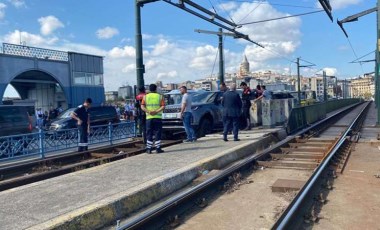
left=296, top=58, right=301, bottom=105
left=135, top=0, right=146, bottom=91
left=323, top=71, right=328, bottom=102
left=343, top=79, right=346, bottom=99
left=218, top=28, right=224, bottom=84
left=195, top=28, right=245, bottom=84
left=376, top=0, right=380, bottom=125
left=296, top=58, right=315, bottom=106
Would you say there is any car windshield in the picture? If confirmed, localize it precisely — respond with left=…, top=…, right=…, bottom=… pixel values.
left=192, top=92, right=215, bottom=103
left=165, top=92, right=214, bottom=105
left=57, top=108, right=75, bottom=118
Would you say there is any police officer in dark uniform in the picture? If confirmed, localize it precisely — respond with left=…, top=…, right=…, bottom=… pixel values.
left=71, top=98, right=92, bottom=152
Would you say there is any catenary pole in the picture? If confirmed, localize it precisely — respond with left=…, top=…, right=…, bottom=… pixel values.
left=376, top=0, right=380, bottom=125
left=323, top=71, right=328, bottom=102
left=297, top=58, right=301, bottom=106
left=218, top=28, right=224, bottom=84
left=135, top=0, right=145, bottom=91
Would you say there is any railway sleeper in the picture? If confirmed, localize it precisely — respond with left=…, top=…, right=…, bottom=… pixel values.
left=257, top=160, right=319, bottom=169
left=281, top=147, right=328, bottom=153
left=288, top=142, right=332, bottom=148
left=270, top=153, right=324, bottom=160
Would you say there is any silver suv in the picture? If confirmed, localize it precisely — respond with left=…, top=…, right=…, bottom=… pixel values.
left=162, top=90, right=224, bottom=137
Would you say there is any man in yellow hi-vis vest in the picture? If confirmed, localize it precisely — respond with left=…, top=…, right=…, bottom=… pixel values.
left=141, top=84, right=165, bottom=154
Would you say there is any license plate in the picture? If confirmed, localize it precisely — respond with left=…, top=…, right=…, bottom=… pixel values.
left=163, top=113, right=177, bottom=119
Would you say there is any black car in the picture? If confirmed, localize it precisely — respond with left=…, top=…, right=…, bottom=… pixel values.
left=48, top=106, right=120, bottom=131
left=0, top=105, right=33, bottom=137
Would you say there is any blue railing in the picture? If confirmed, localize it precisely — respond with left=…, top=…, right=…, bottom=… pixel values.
left=0, top=121, right=136, bottom=162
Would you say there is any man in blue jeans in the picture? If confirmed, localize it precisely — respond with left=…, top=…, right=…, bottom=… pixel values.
left=180, top=86, right=196, bottom=143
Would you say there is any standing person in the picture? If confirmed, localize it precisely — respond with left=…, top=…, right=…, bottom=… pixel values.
left=71, top=98, right=92, bottom=152
left=129, top=102, right=135, bottom=121
left=135, top=86, right=147, bottom=144
left=222, top=83, right=242, bottom=141
left=56, top=105, right=63, bottom=115
left=179, top=86, right=196, bottom=143
left=255, top=85, right=263, bottom=98
left=42, top=111, right=49, bottom=128
left=255, top=85, right=272, bottom=101
left=48, top=106, right=58, bottom=121
left=240, top=82, right=252, bottom=130
left=219, top=82, right=228, bottom=93
left=124, top=103, right=131, bottom=121
left=141, top=84, right=165, bottom=154
left=36, top=108, right=44, bottom=129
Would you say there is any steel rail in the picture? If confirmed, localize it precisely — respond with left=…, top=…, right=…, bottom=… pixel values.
left=0, top=139, right=182, bottom=192
left=272, top=101, right=371, bottom=230
left=117, top=102, right=363, bottom=229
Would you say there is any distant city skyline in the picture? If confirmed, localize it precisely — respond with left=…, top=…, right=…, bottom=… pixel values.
left=0, top=0, right=377, bottom=97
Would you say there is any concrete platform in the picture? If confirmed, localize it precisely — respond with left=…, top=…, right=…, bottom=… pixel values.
left=361, top=102, right=380, bottom=140
left=0, top=128, right=286, bottom=230
left=314, top=142, right=380, bottom=230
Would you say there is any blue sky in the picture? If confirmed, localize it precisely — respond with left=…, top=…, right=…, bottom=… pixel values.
left=0, top=0, right=377, bottom=96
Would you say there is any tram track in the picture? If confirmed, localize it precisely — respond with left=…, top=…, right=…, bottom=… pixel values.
left=114, top=101, right=369, bottom=230
left=0, top=138, right=182, bottom=192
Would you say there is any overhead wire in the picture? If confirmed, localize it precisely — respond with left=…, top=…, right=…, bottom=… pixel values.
left=239, top=10, right=324, bottom=25
left=207, top=0, right=218, bottom=14
left=218, top=0, right=319, bottom=10
left=350, top=50, right=375, bottom=63
left=237, top=0, right=264, bottom=24
left=195, top=0, right=324, bottom=75
left=207, top=0, right=221, bottom=77
left=346, top=37, right=365, bottom=74
left=215, top=0, right=236, bottom=24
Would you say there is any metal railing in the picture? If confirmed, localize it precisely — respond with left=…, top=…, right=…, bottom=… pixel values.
left=286, top=98, right=361, bottom=134
left=0, top=122, right=136, bottom=162
left=2, top=43, right=69, bottom=61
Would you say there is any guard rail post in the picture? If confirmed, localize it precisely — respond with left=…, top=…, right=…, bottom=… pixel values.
left=38, top=128, right=45, bottom=159
left=108, top=122, right=113, bottom=145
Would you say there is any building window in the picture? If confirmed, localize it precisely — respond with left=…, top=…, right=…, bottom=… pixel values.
left=73, top=72, right=103, bottom=86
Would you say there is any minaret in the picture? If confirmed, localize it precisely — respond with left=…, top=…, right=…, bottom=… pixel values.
left=239, top=55, right=250, bottom=77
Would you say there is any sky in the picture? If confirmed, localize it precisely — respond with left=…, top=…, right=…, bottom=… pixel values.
left=0, top=0, right=377, bottom=97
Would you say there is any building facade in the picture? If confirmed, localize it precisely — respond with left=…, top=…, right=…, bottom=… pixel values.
left=118, top=85, right=133, bottom=99
left=350, top=75, right=374, bottom=99
left=0, top=43, right=105, bottom=111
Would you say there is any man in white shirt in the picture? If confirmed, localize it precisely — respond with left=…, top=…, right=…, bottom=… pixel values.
left=180, top=86, right=196, bottom=143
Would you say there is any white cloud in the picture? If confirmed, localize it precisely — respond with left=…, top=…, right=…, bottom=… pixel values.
left=0, top=3, right=6, bottom=20
left=2, top=30, right=59, bottom=46
left=38, top=16, right=64, bottom=36
left=318, top=0, right=362, bottom=10
left=146, top=59, right=158, bottom=70
left=157, top=70, right=178, bottom=80
left=323, top=67, right=338, bottom=76
left=108, top=46, right=135, bottom=58
left=189, top=45, right=218, bottom=70
left=122, top=63, right=136, bottom=74
left=230, top=2, right=301, bottom=63
left=7, top=0, right=26, bottom=8
left=96, top=26, right=119, bottom=39
left=217, top=2, right=238, bottom=11
left=151, top=39, right=175, bottom=56
left=142, top=34, right=153, bottom=40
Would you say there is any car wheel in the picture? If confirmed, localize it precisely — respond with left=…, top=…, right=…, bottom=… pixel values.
left=197, top=118, right=212, bottom=137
